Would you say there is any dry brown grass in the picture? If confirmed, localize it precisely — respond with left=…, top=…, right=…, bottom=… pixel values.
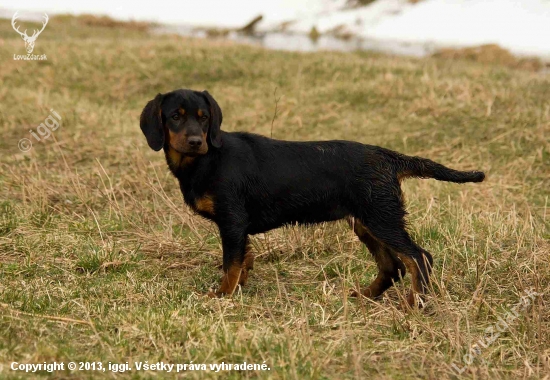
left=433, top=44, right=544, bottom=72
left=0, top=15, right=549, bottom=380
left=53, top=14, right=151, bottom=32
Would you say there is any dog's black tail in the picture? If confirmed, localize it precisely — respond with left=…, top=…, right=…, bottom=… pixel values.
left=391, top=152, right=485, bottom=183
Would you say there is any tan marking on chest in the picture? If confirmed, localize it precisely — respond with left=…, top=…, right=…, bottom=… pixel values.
left=195, top=195, right=215, bottom=215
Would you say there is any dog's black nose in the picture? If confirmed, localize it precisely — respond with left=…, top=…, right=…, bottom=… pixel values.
left=188, top=137, right=202, bottom=147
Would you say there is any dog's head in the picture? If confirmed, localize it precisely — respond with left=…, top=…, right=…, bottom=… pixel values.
left=140, top=89, right=222, bottom=156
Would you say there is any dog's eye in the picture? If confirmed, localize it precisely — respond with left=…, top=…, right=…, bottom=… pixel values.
left=200, top=115, right=208, bottom=122
left=172, top=114, right=180, bottom=121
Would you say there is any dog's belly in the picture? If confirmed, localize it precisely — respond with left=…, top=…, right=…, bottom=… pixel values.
left=246, top=200, right=349, bottom=235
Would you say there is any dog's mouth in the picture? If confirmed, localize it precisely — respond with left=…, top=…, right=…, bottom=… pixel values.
left=170, top=144, right=207, bottom=157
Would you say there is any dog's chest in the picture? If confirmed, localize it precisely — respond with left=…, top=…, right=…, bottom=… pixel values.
left=184, top=191, right=216, bottom=220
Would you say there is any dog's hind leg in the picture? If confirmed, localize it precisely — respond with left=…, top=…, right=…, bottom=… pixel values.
left=350, top=181, right=432, bottom=307
left=360, top=216, right=431, bottom=308
left=349, top=218, right=406, bottom=299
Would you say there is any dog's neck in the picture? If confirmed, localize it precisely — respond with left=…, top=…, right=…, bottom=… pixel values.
left=164, top=145, right=196, bottom=174
left=163, top=145, right=215, bottom=189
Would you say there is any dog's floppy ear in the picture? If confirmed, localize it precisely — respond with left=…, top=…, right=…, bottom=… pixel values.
left=140, top=93, right=164, bottom=151
left=202, top=90, right=223, bottom=148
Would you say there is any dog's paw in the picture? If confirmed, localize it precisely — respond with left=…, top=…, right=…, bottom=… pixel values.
left=399, top=292, right=425, bottom=310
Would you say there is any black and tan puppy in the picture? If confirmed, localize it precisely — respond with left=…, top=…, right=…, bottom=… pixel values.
left=140, top=89, right=485, bottom=306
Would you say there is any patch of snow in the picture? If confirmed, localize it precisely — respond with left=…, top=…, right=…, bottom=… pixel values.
left=281, top=0, right=550, bottom=58
left=365, top=0, right=550, bottom=58
left=282, top=0, right=412, bottom=35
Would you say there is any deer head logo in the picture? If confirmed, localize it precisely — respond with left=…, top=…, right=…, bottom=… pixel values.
left=12, top=12, right=49, bottom=54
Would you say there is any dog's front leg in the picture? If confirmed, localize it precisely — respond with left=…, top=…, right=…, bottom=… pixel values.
left=209, top=223, right=248, bottom=297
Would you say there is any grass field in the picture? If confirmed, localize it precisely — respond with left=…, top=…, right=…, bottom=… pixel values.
left=0, top=16, right=549, bottom=379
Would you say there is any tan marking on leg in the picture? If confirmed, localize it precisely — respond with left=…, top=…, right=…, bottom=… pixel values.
left=350, top=220, right=401, bottom=299
left=239, top=244, right=255, bottom=286
left=396, top=253, right=422, bottom=307
left=358, top=262, right=392, bottom=298
left=216, top=263, right=242, bottom=296
left=353, top=218, right=369, bottom=237
left=351, top=248, right=400, bottom=298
